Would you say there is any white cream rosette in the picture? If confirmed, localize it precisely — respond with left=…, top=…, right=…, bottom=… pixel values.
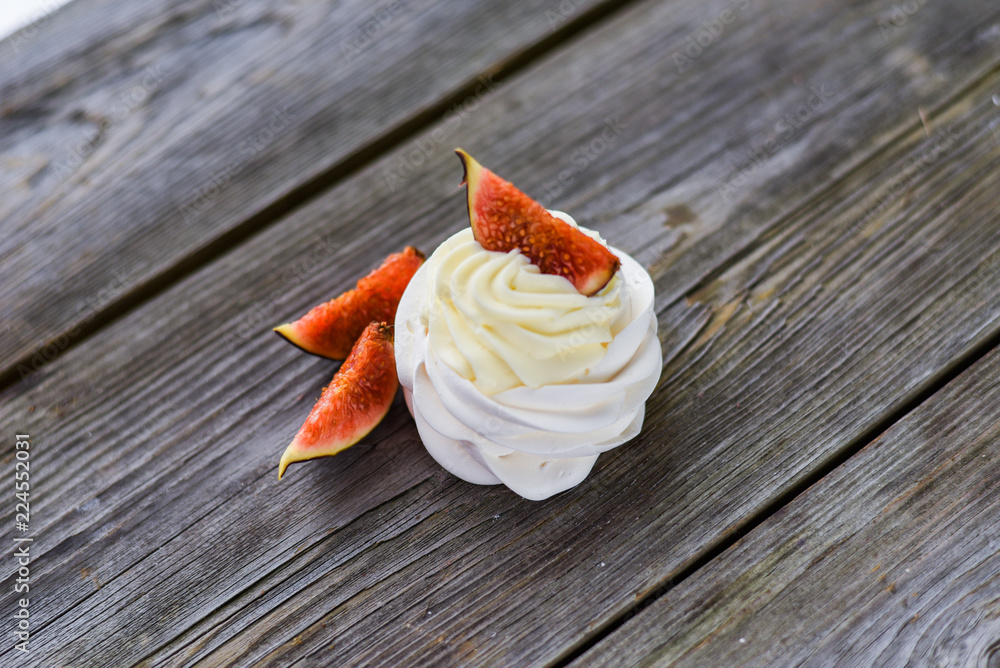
left=395, top=213, right=661, bottom=500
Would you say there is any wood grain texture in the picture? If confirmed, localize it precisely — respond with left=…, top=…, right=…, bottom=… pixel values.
left=1, top=0, right=999, bottom=665
left=575, top=345, right=1000, bottom=668
left=247, top=73, right=1000, bottom=668
left=0, top=0, right=622, bottom=381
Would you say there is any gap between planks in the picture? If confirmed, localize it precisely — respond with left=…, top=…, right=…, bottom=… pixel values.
left=138, top=60, right=1000, bottom=664
left=554, top=331, right=1000, bottom=667
left=549, top=63, right=1000, bottom=667
left=3, top=2, right=996, bottom=664
left=653, top=58, right=1000, bottom=324
left=0, top=0, right=638, bottom=394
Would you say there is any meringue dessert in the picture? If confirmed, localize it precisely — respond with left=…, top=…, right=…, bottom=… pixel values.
left=395, top=157, right=661, bottom=499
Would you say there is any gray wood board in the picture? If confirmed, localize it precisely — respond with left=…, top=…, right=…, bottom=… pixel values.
left=250, top=72, right=1000, bottom=668
left=0, top=0, right=621, bottom=380
left=1, top=0, right=999, bottom=665
left=575, top=339, right=1000, bottom=668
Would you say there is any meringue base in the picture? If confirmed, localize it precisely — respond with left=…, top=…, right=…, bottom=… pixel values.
left=395, top=229, right=661, bottom=501
left=404, top=386, right=646, bottom=500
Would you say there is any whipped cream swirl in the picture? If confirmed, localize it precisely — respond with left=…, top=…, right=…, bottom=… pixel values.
left=395, top=213, right=661, bottom=500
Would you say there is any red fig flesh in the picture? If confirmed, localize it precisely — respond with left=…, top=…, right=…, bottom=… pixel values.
left=274, top=247, right=423, bottom=360
left=279, top=322, right=398, bottom=478
left=456, top=149, right=619, bottom=296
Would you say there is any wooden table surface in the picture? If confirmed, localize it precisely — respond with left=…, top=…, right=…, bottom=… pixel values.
left=3, top=0, right=999, bottom=665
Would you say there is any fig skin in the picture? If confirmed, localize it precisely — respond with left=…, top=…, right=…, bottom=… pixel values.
left=279, top=321, right=397, bottom=479
left=456, top=148, right=619, bottom=296
left=274, top=247, right=423, bottom=360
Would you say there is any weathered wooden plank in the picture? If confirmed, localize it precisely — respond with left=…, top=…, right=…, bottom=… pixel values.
left=575, top=346, right=1000, bottom=668
left=0, top=0, right=624, bottom=382
left=212, top=75, right=1000, bottom=668
left=1, top=0, right=998, bottom=665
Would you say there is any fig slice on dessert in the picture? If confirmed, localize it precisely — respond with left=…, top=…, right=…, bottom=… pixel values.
left=278, top=322, right=398, bottom=479
left=274, top=247, right=423, bottom=360
left=455, top=148, right=619, bottom=296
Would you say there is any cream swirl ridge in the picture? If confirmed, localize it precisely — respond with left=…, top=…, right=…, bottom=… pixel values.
left=395, top=214, right=661, bottom=500
left=419, top=226, right=628, bottom=395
